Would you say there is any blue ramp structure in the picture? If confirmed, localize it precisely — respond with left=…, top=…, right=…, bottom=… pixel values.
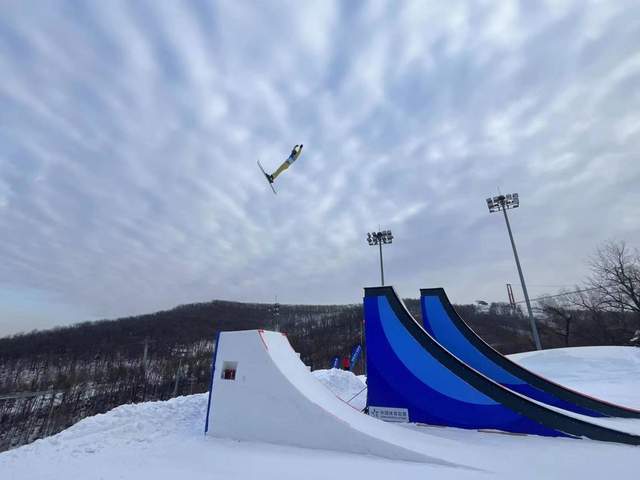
left=420, top=287, right=640, bottom=419
left=364, top=286, right=640, bottom=445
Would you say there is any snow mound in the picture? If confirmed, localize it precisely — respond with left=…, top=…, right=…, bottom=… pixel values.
left=312, top=368, right=367, bottom=410
left=509, top=346, right=640, bottom=409
left=8, top=395, right=203, bottom=458
left=510, top=345, right=640, bottom=371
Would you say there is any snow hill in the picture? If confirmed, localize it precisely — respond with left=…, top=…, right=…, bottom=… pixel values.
left=1, top=346, right=639, bottom=480
left=511, top=346, right=640, bottom=409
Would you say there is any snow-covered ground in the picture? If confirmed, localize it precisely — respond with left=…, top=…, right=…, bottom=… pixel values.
left=511, top=346, right=640, bottom=408
left=2, top=347, right=639, bottom=480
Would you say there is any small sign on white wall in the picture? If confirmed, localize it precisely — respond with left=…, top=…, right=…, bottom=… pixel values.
left=221, top=361, right=238, bottom=380
left=368, top=406, right=409, bottom=423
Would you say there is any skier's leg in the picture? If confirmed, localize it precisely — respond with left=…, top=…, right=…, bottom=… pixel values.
left=271, top=160, right=291, bottom=181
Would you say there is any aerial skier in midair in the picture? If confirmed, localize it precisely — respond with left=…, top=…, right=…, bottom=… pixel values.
left=257, top=144, right=304, bottom=194
left=268, top=144, right=303, bottom=183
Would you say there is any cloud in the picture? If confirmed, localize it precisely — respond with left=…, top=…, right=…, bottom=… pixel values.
left=1, top=0, right=639, bottom=335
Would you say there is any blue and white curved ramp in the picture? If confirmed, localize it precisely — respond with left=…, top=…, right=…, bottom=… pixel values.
left=420, top=287, right=640, bottom=419
left=364, top=286, right=640, bottom=445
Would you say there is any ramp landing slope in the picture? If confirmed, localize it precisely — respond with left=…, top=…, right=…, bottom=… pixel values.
left=205, top=329, right=464, bottom=463
left=364, top=287, right=640, bottom=445
left=420, top=287, right=640, bottom=419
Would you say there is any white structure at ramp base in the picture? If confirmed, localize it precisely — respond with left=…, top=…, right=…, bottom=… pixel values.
left=205, top=330, right=439, bottom=462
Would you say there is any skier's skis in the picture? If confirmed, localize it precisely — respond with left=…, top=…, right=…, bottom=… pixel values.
left=257, top=160, right=277, bottom=195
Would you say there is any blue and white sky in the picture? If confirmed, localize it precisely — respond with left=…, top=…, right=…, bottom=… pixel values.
left=1, top=1, right=640, bottom=336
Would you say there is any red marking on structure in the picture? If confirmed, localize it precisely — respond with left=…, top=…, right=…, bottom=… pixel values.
left=258, top=330, right=269, bottom=351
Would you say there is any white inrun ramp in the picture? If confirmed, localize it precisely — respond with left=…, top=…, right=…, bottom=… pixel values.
left=205, top=330, right=447, bottom=463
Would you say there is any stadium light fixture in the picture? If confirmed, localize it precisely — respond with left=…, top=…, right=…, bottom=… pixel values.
left=367, top=230, right=393, bottom=285
left=486, top=192, right=541, bottom=350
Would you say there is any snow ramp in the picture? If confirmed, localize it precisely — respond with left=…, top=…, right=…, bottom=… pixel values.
left=204, top=329, right=469, bottom=464
left=420, top=287, right=640, bottom=419
left=364, top=286, right=640, bottom=445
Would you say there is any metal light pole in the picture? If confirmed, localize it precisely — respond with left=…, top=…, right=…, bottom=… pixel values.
left=486, top=193, right=542, bottom=350
left=364, top=229, right=393, bottom=378
left=269, top=296, right=280, bottom=332
left=366, top=230, right=393, bottom=286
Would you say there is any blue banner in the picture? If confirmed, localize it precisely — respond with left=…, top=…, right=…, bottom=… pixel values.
left=330, top=355, right=340, bottom=369
left=349, top=344, right=362, bottom=371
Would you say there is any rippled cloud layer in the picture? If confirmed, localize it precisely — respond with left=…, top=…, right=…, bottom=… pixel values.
left=1, top=1, right=639, bottom=334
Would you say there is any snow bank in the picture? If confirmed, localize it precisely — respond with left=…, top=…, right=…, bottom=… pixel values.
left=510, top=346, right=640, bottom=409
left=312, top=368, right=367, bottom=410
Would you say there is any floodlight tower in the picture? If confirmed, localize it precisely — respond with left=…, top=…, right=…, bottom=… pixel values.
left=366, top=230, right=393, bottom=286
left=486, top=193, right=542, bottom=350
left=269, top=296, right=280, bottom=332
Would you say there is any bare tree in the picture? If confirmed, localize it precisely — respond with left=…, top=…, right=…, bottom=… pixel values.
left=587, top=241, right=640, bottom=320
left=564, top=287, right=618, bottom=344
left=539, top=297, right=573, bottom=347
